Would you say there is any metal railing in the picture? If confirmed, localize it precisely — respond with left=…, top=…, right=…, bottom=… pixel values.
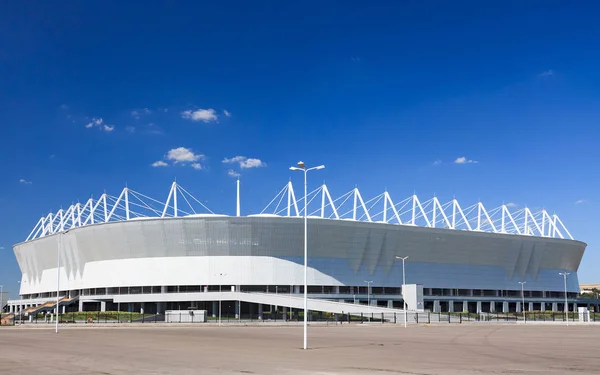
left=2, top=311, right=598, bottom=326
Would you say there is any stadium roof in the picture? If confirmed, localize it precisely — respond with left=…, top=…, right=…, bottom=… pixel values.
left=24, top=181, right=574, bottom=242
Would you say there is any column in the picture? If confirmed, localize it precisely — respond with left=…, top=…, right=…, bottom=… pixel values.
left=294, top=286, right=300, bottom=294
left=476, top=301, right=482, bottom=313
left=516, top=302, right=521, bottom=313
left=258, top=304, right=263, bottom=320
left=100, top=301, right=106, bottom=312
left=573, top=303, right=577, bottom=312
left=541, top=303, right=546, bottom=312
left=78, top=299, right=84, bottom=312
left=490, top=301, right=495, bottom=313
left=334, top=286, right=340, bottom=294
left=62, top=306, right=66, bottom=314
left=282, top=306, right=287, bottom=321
left=140, top=302, right=145, bottom=314
left=212, top=301, right=217, bottom=317
left=462, top=301, right=468, bottom=313
left=387, top=300, right=393, bottom=308
left=157, top=286, right=167, bottom=313
left=552, top=302, right=558, bottom=312
left=433, top=300, right=440, bottom=313
left=528, top=302, right=533, bottom=312
left=502, top=301, right=509, bottom=313
left=448, top=301, right=454, bottom=313
left=235, top=301, right=240, bottom=319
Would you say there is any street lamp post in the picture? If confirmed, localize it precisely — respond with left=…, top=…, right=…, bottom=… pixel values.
left=290, top=161, right=324, bottom=350
left=396, top=256, right=409, bottom=328
left=518, top=281, right=526, bottom=322
left=559, top=272, right=570, bottom=326
left=56, top=233, right=61, bottom=333
left=55, top=229, right=70, bottom=334
left=17, top=281, right=24, bottom=325
left=216, top=273, right=227, bottom=326
left=364, top=280, right=373, bottom=322
left=0, top=285, right=3, bottom=314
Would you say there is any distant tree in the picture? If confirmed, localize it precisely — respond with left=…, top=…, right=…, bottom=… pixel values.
left=579, top=288, right=600, bottom=299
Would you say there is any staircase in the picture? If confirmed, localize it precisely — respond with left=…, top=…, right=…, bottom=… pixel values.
left=22, top=297, right=77, bottom=317
left=0, top=313, right=14, bottom=325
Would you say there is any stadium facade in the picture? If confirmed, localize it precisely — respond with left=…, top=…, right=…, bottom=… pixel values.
left=5, top=181, right=591, bottom=316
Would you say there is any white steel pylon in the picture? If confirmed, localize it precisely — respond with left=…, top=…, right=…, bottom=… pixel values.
left=260, top=182, right=574, bottom=240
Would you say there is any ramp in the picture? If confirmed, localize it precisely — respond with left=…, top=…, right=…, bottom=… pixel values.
left=112, top=291, right=407, bottom=317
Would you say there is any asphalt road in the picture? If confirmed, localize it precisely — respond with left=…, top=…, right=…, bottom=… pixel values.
left=1, top=324, right=599, bottom=374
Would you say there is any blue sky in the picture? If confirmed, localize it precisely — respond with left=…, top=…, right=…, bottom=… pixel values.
left=1, top=1, right=598, bottom=298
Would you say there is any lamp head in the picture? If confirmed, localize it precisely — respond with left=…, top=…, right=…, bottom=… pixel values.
left=297, top=161, right=305, bottom=169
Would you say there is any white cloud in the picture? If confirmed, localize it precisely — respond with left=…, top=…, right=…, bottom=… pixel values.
left=505, top=202, right=518, bottom=207
left=191, top=163, right=203, bottom=170
left=575, top=199, right=588, bottom=205
left=222, top=156, right=246, bottom=164
left=227, top=169, right=241, bottom=178
left=85, top=117, right=114, bottom=132
left=539, top=70, right=554, bottom=77
left=19, top=179, right=32, bottom=184
left=223, top=110, right=231, bottom=117
left=181, top=109, right=218, bottom=123
left=454, top=156, right=478, bottom=164
left=432, top=160, right=441, bottom=166
left=222, top=156, right=266, bottom=169
left=131, top=108, right=151, bottom=119
left=151, top=161, right=168, bottom=167
left=59, top=104, right=69, bottom=110
left=166, top=147, right=204, bottom=163
left=0, top=246, right=4, bottom=250
left=241, top=158, right=265, bottom=169
left=125, top=126, right=136, bottom=133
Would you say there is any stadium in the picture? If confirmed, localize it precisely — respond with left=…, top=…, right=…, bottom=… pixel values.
left=4, top=178, right=589, bottom=318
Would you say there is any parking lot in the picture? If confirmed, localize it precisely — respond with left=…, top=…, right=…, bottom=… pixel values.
left=1, top=324, right=599, bottom=374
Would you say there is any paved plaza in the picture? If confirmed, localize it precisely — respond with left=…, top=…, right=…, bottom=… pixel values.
left=1, top=324, right=599, bottom=374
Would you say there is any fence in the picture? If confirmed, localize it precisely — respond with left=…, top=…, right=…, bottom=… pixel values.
left=2, top=311, right=599, bottom=326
